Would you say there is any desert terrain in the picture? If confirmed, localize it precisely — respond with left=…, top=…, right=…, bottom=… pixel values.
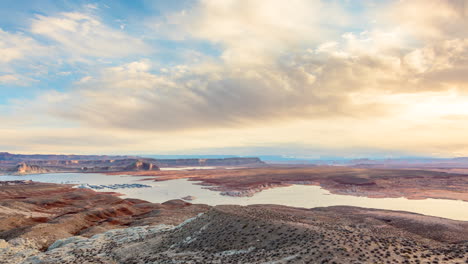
left=2, top=0, right=468, bottom=262
left=0, top=181, right=209, bottom=251
left=1, top=155, right=467, bottom=263
left=108, top=166, right=468, bottom=202
left=0, top=181, right=467, bottom=263
left=2, top=152, right=467, bottom=202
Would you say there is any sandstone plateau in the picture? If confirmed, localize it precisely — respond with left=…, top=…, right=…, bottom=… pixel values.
left=0, top=152, right=264, bottom=175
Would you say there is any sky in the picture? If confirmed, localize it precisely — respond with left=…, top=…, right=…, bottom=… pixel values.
left=1, top=0, right=468, bottom=157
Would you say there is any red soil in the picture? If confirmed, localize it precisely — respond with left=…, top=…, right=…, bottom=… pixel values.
left=0, top=181, right=209, bottom=249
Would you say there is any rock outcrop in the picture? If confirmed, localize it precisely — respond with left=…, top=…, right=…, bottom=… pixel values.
left=181, top=195, right=196, bottom=201
left=9, top=163, right=49, bottom=175
left=124, top=160, right=160, bottom=171
left=0, top=181, right=209, bottom=251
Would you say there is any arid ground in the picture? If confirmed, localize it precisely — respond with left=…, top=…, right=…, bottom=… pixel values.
left=0, top=181, right=466, bottom=263
left=108, top=166, right=468, bottom=202
left=0, top=180, right=467, bottom=263
left=0, top=181, right=208, bottom=251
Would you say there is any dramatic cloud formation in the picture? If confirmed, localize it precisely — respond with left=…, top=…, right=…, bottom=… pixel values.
left=1, top=0, right=468, bottom=156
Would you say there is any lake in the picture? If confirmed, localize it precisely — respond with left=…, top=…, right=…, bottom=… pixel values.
left=1, top=172, right=467, bottom=221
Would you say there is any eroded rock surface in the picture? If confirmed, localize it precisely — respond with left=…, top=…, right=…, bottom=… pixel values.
left=0, top=181, right=209, bottom=251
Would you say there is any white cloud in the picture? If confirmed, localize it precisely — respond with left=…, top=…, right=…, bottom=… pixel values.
left=57, top=71, right=72, bottom=76
left=0, top=29, right=49, bottom=67
left=29, top=1, right=468, bottom=134
left=3, top=0, right=468, bottom=156
left=84, top=3, right=99, bottom=10
left=30, top=12, right=151, bottom=58
left=0, top=29, right=48, bottom=85
left=76, top=76, right=93, bottom=84
left=0, top=74, right=19, bottom=83
left=381, top=0, right=468, bottom=40
left=154, top=0, right=350, bottom=65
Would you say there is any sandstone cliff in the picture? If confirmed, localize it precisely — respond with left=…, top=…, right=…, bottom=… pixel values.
left=124, top=160, right=160, bottom=171
left=0, top=152, right=265, bottom=174
left=9, top=163, right=49, bottom=175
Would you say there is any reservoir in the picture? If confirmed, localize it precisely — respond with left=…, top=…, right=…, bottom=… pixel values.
left=1, top=172, right=467, bottom=221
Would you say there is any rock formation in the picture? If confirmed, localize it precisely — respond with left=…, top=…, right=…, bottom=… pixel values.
left=0, top=181, right=209, bottom=252
left=124, top=160, right=160, bottom=171
left=181, top=195, right=196, bottom=201
left=9, top=163, right=49, bottom=175
left=0, top=152, right=264, bottom=175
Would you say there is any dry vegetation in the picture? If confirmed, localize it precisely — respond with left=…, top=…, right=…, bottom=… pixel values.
left=0, top=179, right=467, bottom=263
left=16, top=204, right=468, bottom=264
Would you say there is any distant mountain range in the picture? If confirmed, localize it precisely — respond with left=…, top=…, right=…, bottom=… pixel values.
left=143, top=154, right=468, bottom=170
left=3, top=151, right=468, bottom=175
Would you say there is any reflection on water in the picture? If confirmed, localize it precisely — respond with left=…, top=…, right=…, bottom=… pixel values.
left=160, top=167, right=217, bottom=171
left=1, top=173, right=467, bottom=221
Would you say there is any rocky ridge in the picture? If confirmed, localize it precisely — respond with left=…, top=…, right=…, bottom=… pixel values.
left=1, top=204, right=467, bottom=263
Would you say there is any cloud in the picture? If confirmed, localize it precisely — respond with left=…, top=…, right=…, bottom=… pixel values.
left=43, top=52, right=390, bottom=131
left=403, top=39, right=468, bottom=90
left=32, top=0, right=468, bottom=135
left=0, top=9, right=153, bottom=86
left=0, top=29, right=51, bottom=85
left=372, top=0, right=468, bottom=92
left=0, top=29, right=49, bottom=64
left=2, top=0, right=468, bottom=156
left=382, top=0, right=468, bottom=40
left=30, top=11, right=151, bottom=58
left=154, top=0, right=350, bottom=65
left=0, top=75, right=19, bottom=83
left=0, top=127, right=139, bottom=154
